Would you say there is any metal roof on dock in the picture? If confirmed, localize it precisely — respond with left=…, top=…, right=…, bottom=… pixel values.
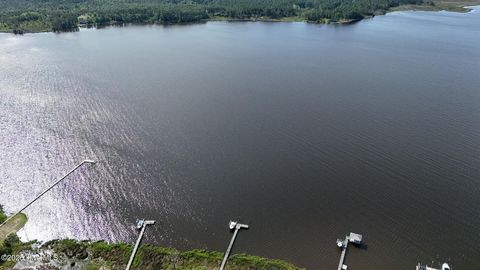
left=348, top=232, right=363, bottom=244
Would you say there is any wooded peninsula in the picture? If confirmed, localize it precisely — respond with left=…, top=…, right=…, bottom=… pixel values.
left=0, top=0, right=427, bottom=33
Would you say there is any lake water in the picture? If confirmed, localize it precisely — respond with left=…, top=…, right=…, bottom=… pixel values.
left=1, top=7, right=480, bottom=270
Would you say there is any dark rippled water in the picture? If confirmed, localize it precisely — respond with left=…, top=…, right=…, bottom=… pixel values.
left=1, top=7, right=480, bottom=269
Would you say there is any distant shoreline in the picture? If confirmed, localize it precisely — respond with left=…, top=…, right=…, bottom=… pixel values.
left=206, top=2, right=480, bottom=24
left=389, top=1, right=480, bottom=12
left=0, top=2, right=479, bottom=35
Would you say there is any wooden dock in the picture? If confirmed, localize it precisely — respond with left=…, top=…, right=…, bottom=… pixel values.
left=336, top=232, right=363, bottom=270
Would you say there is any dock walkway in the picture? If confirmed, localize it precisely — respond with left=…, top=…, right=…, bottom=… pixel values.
left=336, top=236, right=349, bottom=270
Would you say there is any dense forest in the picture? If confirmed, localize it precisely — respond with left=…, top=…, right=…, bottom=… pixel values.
left=0, top=0, right=423, bottom=33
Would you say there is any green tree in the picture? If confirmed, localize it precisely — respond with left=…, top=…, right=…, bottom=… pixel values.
left=52, top=13, right=78, bottom=32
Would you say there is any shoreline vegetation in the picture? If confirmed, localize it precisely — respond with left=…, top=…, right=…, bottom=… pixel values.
left=2, top=239, right=304, bottom=269
left=0, top=207, right=302, bottom=270
left=0, top=0, right=478, bottom=34
left=0, top=0, right=466, bottom=34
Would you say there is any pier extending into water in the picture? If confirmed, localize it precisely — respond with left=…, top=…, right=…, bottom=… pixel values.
left=336, top=232, right=363, bottom=270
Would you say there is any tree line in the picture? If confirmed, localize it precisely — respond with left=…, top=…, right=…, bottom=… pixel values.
left=0, top=0, right=422, bottom=33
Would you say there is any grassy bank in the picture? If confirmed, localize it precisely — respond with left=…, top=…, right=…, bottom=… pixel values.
left=0, top=214, right=27, bottom=244
left=0, top=205, right=28, bottom=245
left=7, top=239, right=303, bottom=270
left=0, top=206, right=30, bottom=270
